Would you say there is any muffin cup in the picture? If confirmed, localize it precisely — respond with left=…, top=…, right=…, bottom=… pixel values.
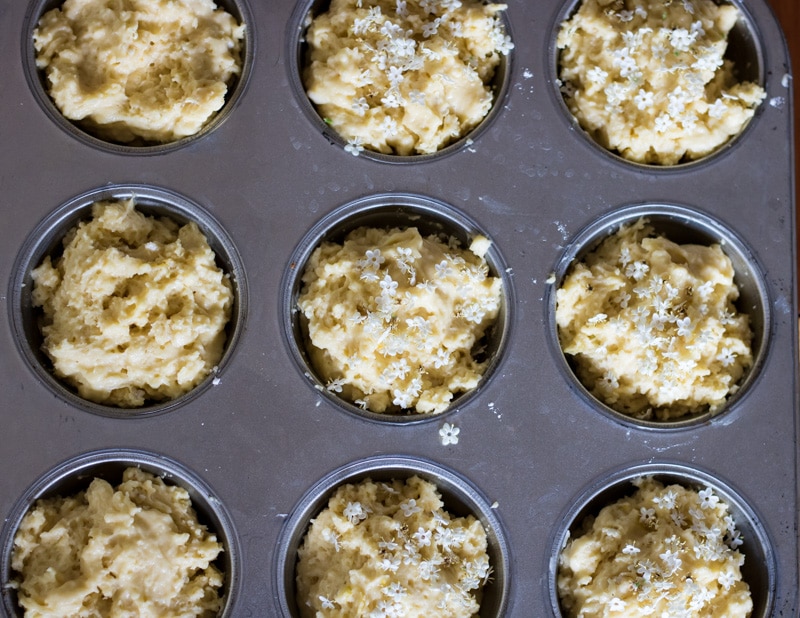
left=546, top=203, right=771, bottom=430
left=548, top=0, right=766, bottom=169
left=8, top=183, right=248, bottom=418
left=274, top=454, right=510, bottom=617
left=22, top=0, right=255, bottom=153
left=0, top=448, right=241, bottom=618
left=281, top=192, right=513, bottom=423
left=286, top=0, right=514, bottom=163
left=548, top=461, right=776, bottom=617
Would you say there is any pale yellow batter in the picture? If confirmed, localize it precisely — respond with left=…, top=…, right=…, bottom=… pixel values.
left=34, top=0, right=244, bottom=143
left=32, top=199, right=233, bottom=407
left=303, top=0, right=513, bottom=155
left=558, top=476, right=752, bottom=617
left=11, top=467, right=224, bottom=618
left=557, top=0, right=765, bottom=164
left=556, top=219, right=752, bottom=420
left=298, top=226, right=502, bottom=414
left=296, top=476, right=491, bottom=617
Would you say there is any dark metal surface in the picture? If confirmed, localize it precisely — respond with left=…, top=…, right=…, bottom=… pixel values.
left=0, top=0, right=796, bottom=615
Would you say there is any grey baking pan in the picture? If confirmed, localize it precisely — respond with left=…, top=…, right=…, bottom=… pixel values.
left=0, top=0, right=796, bottom=616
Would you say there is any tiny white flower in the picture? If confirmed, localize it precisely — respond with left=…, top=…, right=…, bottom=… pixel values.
left=351, top=96, right=369, bottom=116
left=422, top=17, right=441, bottom=38
left=420, top=0, right=437, bottom=14
left=716, top=347, right=736, bottom=367
left=435, top=259, right=453, bottom=278
left=343, top=501, right=369, bottom=524
left=616, top=9, right=634, bottom=22
left=718, top=570, right=737, bottom=589
left=380, top=21, right=402, bottom=39
left=698, top=487, right=720, bottom=509
left=379, top=556, right=401, bottom=572
left=381, top=116, right=399, bottom=137
left=345, top=136, right=365, bottom=156
left=708, top=99, right=727, bottom=119
left=326, top=378, right=346, bottom=393
left=413, top=527, right=432, bottom=546
left=654, top=113, right=673, bottom=133
left=400, top=499, right=422, bottom=517
left=408, top=89, right=426, bottom=105
left=727, top=528, right=744, bottom=548
left=634, top=89, right=654, bottom=111
left=380, top=274, right=398, bottom=296
left=587, top=67, right=608, bottom=85
left=676, top=317, right=693, bottom=337
left=609, top=598, right=626, bottom=612
left=622, top=543, right=641, bottom=555
left=387, top=65, right=404, bottom=87
left=587, top=313, right=608, bottom=326
left=381, top=89, right=403, bottom=108
left=669, top=28, right=697, bottom=53
left=319, top=595, right=336, bottom=609
left=439, top=422, right=460, bottom=445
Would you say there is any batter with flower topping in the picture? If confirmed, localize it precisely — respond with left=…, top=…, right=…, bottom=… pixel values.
left=557, top=0, right=765, bottom=164
left=296, top=476, right=491, bottom=617
left=303, top=0, right=513, bottom=155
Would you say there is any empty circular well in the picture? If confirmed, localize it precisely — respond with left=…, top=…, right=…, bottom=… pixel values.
left=287, top=0, right=514, bottom=163
left=549, top=462, right=775, bottom=617
left=281, top=192, right=513, bottom=423
left=548, top=203, right=770, bottom=429
left=9, top=183, right=247, bottom=418
left=0, top=448, right=241, bottom=617
left=275, top=455, right=510, bottom=617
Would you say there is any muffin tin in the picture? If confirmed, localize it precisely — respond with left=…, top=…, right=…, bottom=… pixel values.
left=0, top=0, right=796, bottom=616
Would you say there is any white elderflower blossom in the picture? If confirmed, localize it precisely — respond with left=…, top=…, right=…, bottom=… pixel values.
left=345, top=136, right=365, bottom=155
left=634, top=88, right=654, bottom=111
left=439, top=422, right=460, bottom=445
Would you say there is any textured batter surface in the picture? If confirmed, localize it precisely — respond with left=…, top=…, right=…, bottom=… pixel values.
left=556, top=218, right=752, bottom=420
left=296, top=476, right=491, bottom=617
left=303, top=0, right=512, bottom=155
left=34, top=0, right=244, bottom=143
left=557, top=0, right=765, bottom=164
left=558, top=476, right=752, bottom=617
left=298, top=227, right=502, bottom=414
left=32, top=199, right=233, bottom=407
left=11, top=467, right=224, bottom=618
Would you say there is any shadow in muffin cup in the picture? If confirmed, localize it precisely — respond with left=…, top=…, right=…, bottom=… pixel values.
left=286, top=0, right=514, bottom=163
left=0, top=448, right=241, bottom=618
left=274, top=454, right=510, bottom=617
left=547, top=0, right=765, bottom=170
left=21, top=0, right=255, bottom=154
left=546, top=203, right=771, bottom=430
left=280, top=192, right=513, bottom=424
left=547, top=462, right=776, bottom=617
left=8, top=184, right=248, bottom=418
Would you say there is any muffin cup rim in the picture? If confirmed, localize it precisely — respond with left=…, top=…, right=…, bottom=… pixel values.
left=273, top=453, right=511, bottom=617
left=546, top=459, right=778, bottom=617
left=544, top=201, right=773, bottom=430
left=21, top=0, right=257, bottom=154
left=8, top=183, right=248, bottom=418
left=280, top=191, right=515, bottom=424
left=546, top=0, right=767, bottom=171
left=0, top=447, right=242, bottom=618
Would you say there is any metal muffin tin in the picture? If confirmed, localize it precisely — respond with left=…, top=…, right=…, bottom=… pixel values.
left=0, top=0, right=796, bottom=616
